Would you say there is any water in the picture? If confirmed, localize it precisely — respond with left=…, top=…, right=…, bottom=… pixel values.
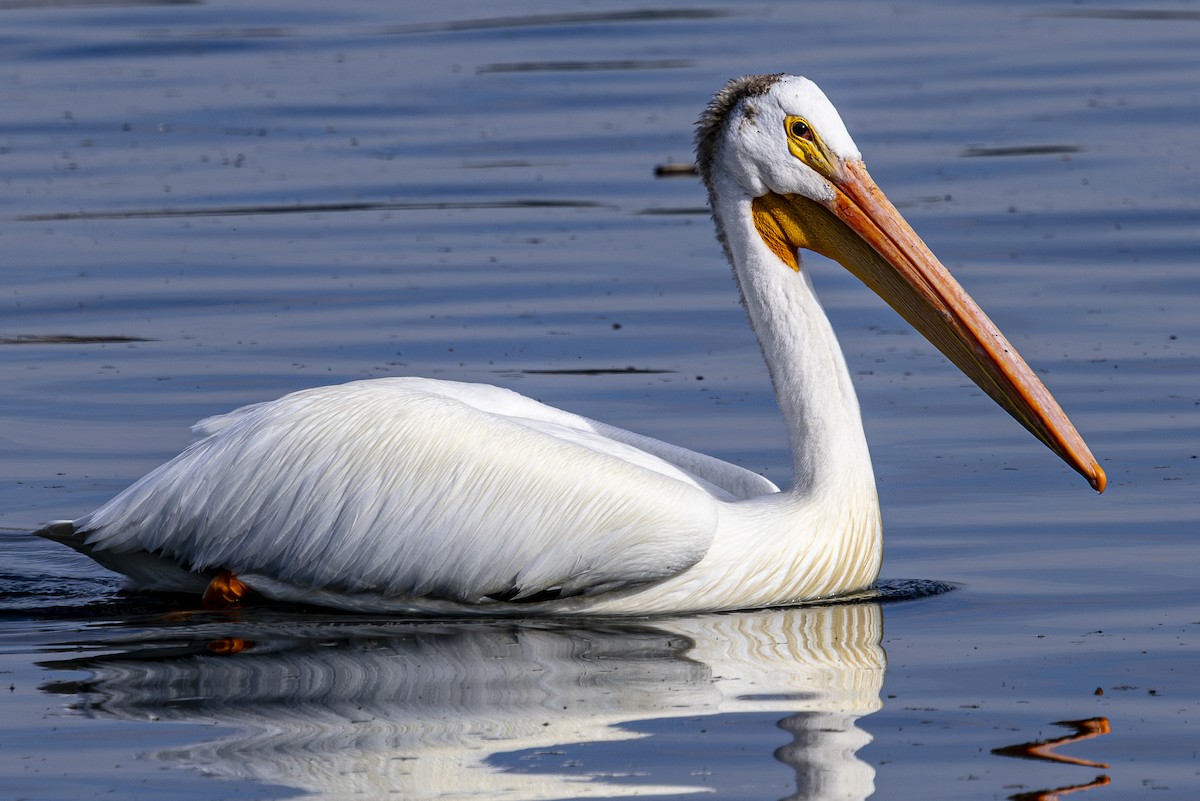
left=1, top=0, right=1197, bottom=798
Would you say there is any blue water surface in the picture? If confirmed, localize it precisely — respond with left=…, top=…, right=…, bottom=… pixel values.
left=1, top=1, right=1197, bottom=799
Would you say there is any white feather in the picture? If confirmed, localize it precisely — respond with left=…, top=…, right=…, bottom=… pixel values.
left=40, top=75, right=910, bottom=614
left=78, top=379, right=732, bottom=602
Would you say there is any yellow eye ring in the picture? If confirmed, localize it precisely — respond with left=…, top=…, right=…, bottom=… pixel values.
left=784, top=115, right=835, bottom=178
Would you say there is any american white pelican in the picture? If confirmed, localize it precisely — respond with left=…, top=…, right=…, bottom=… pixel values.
left=37, top=74, right=1105, bottom=615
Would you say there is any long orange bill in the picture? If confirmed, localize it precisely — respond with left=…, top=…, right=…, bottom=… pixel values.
left=752, top=161, right=1105, bottom=492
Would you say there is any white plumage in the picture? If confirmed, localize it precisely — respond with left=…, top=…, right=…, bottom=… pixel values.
left=37, top=75, right=1104, bottom=614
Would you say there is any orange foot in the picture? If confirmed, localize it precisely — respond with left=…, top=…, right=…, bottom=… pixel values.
left=202, top=570, right=257, bottom=609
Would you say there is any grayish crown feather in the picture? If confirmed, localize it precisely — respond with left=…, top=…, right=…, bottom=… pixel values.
left=694, top=73, right=784, bottom=197
left=693, top=74, right=784, bottom=284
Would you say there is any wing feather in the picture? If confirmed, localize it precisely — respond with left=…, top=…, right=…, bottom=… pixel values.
left=77, top=378, right=724, bottom=602
left=411, top=380, right=780, bottom=500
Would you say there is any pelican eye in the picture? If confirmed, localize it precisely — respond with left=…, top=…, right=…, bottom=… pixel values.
left=784, top=115, right=833, bottom=177
left=789, top=119, right=812, bottom=141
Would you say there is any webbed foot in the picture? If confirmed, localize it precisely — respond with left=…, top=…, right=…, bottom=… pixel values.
left=202, top=570, right=256, bottom=609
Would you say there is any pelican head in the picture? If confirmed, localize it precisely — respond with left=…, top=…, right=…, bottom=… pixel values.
left=697, top=74, right=1105, bottom=492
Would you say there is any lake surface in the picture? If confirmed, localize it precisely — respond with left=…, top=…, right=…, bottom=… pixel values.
left=1, top=1, right=1197, bottom=799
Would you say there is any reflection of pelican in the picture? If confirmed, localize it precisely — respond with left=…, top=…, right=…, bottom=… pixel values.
left=41, top=604, right=884, bottom=800
left=38, top=75, right=1103, bottom=614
